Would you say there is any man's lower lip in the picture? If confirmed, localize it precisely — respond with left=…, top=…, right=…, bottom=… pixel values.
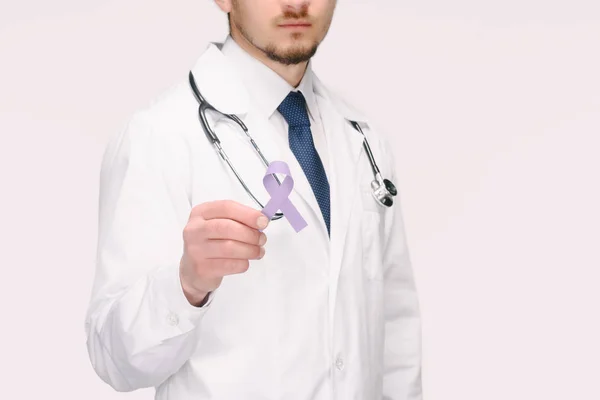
left=280, top=24, right=311, bottom=28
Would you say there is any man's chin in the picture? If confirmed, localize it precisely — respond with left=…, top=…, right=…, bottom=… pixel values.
left=265, top=43, right=318, bottom=65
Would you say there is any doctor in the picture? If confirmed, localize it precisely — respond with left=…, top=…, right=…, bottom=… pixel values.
left=85, top=0, right=422, bottom=399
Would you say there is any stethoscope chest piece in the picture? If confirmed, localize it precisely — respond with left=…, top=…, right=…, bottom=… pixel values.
left=371, top=176, right=398, bottom=207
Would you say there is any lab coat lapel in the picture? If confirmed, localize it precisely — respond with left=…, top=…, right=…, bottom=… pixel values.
left=317, top=96, right=364, bottom=309
left=311, top=75, right=371, bottom=254
left=321, top=99, right=364, bottom=248
left=311, top=74, right=370, bottom=322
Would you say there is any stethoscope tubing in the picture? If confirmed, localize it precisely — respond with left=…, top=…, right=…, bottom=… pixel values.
left=188, top=70, right=396, bottom=218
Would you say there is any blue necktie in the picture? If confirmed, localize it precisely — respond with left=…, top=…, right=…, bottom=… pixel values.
left=278, top=91, right=331, bottom=237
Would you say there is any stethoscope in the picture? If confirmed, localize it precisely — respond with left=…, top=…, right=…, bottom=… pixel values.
left=188, top=70, right=398, bottom=221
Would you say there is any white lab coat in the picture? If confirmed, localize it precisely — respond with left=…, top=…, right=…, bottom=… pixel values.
left=84, top=41, right=422, bottom=400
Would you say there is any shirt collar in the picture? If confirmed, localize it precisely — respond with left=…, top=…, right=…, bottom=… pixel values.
left=221, top=35, right=320, bottom=122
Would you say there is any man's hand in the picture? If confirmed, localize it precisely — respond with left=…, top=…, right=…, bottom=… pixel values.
left=179, top=200, right=269, bottom=306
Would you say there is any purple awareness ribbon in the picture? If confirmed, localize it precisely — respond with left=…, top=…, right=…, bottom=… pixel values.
left=261, top=161, right=308, bottom=232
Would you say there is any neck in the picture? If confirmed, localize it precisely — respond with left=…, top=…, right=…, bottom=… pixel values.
left=230, top=30, right=308, bottom=88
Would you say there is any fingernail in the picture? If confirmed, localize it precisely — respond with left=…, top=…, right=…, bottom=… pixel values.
left=259, top=247, right=265, bottom=259
left=258, top=233, right=267, bottom=246
left=257, top=215, right=269, bottom=229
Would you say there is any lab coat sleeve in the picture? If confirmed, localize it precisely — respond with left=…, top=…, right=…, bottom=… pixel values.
left=381, top=139, right=424, bottom=400
left=84, top=112, right=216, bottom=392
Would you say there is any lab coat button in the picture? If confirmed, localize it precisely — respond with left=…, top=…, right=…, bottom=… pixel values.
left=167, top=313, right=179, bottom=326
left=335, top=357, right=344, bottom=371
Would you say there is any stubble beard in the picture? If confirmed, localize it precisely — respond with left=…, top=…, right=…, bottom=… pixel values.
left=231, top=3, right=321, bottom=65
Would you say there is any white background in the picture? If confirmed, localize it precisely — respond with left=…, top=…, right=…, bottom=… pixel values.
left=1, top=0, right=599, bottom=399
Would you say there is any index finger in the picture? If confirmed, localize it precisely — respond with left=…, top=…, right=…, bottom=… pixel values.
left=193, top=200, right=270, bottom=230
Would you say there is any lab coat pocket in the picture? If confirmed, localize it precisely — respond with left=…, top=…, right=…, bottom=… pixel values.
left=360, top=190, right=385, bottom=281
